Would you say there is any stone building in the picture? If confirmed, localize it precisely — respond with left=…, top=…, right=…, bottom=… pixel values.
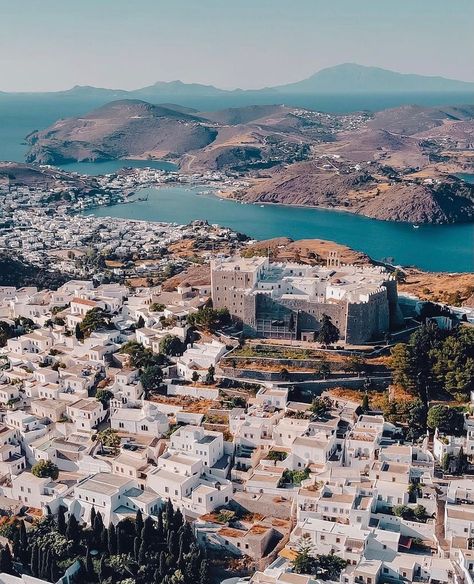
left=211, top=255, right=401, bottom=344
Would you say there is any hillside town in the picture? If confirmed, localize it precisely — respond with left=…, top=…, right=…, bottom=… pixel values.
left=0, top=250, right=472, bottom=584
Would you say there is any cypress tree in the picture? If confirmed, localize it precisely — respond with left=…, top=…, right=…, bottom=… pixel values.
left=98, top=555, right=108, bottom=583
left=57, top=505, right=67, bottom=535
left=85, top=548, right=94, bottom=581
left=30, top=545, right=39, bottom=577
left=93, top=512, right=104, bottom=547
left=180, top=521, right=193, bottom=550
left=177, top=538, right=185, bottom=571
left=38, top=546, right=47, bottom=580
left=141, top=516, right=155, bottom=550
left=167, top=530, right=179, bottom=561
left=138, top=540, right=147, bottom=565
left=165, top=499, right=174, bottom=528
left=42, top=549, right=51, bottom=580
left=90, top=506, right=97, bottom=528
left=49, top=553, right=59, bottom=584
left=135, top=509, right=144, bottom=538
left=156, top=510, right=164, bottom=544
left=158, top=551, right=167, bottom=579
left=173, top=508, right=183, bottom=531
left=154, top=567, right=161, bottom=584
left=0, top=546, right=15, bottom=576
left=133, top=535, right=140, bottom=561
left=66, top=514, right=80, bottom=545
left=199, top=559, right=210, bottom=584
left=100, top=527, right=108, bottom=552
left=107, top=523, right=117, bottom=556
left=185, top=543, right=201, bottom=582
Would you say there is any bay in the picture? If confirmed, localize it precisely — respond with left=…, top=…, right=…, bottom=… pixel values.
left=87, top=187, right=474, bottom=273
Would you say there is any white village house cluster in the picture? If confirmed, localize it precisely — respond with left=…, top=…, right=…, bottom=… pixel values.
left=0, top=256, right=473, bottom=584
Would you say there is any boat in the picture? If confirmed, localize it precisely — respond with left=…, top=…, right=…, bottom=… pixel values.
left=412, top=225, right=419, bottom=229
left=260, top=205, right=265, bottom=208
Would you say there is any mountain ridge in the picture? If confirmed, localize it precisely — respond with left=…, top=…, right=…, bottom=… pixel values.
left=3, top=64, right=473, bottom=98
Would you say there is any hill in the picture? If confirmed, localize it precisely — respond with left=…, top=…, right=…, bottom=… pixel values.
left=25, top=100, right=218, bottom=164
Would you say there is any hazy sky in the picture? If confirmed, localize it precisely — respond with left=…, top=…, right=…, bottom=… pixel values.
left=2, top=0, right=473, bottom=91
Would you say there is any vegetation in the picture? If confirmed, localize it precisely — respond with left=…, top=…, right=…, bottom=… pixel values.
left=5, top=503, right=209, bottom=584
left=266, top=450, right=288, bottom=462
left=390, top=323, right=474, bottom=403
left=80, top=308, right=112, bottom=337
left=278, top=468, right=310, bottom=487
left=96, top=428, right=121, bottom=452
left=427, top=404, right=465, bottom=436
left=120, top=341, right=166, bottom=369
left=187, top=306, right=230, bottom=332
left=310, top=396, right=332, bottom=418
left=292, top=534, right=347, bottom=579
left=393, top=504, right=429, bottom=522
left=95, top=389, right=113, bottom=407
left=317, top=314, right=340, bottom=346
left=31, top=460, right=59, bottom=481
left=140, top=365, right=163, bottom=397
left=159, top=335, right=184, bottom=357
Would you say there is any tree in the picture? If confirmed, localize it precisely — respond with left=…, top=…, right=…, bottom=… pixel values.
left=75, top=323, right=84, bottom=341
left=30, top=545, right=39, bottom=577
left=97, top=428, right=121, bottom=451
left=90, top=506, right=97, bottom=528
left=427, top=405, right=464, bottom=436
left=135, top=509, right=144, bottom=538
left=136, top=315, right=145, bottom=329
left=406, top=399, right=428, bottom=441
left=316, top=553, right=348, bottom=581
left=413, top=504, right=427, bottom=521
left=99, top=555, right=108, bottom=583
left=310, top=396, right=332, bottom=418
left=317, top=314, right=339, bottom=346
left=441, top=452, right=451, bottom=473
left=140, top=365, right=163, bottom=396
left=57, top=505, right=67, bottom=535
left=393, top=505, right=412, bottom=519
left=108, top=523, right=117, bottom=556
left=315, top=355, right=330, bottom=379
left=455, top=446, right=468, bottom=475
left=205, top=365, right=215, bottom=385
left=292, top=534, right=316, bottom=574
left=191, top=371, right=200, bottom=384
left=0, top=321, right=14, bottom=348
left=95, top=389, right=113, bottom=407
left=66, top=513, right=80, bottom=546
left=120, top=341, right=164, bottom=369
left=0, top=546, right=15, bottom=575
left=93, top=511, right=105, bottom=547
left=18, top=520, right=29, bottom=564
left=345, top=354, right=367, bottom=376
left=85, top=548, right=95, bottom=581
left=31, top=460, right=59, bottom=480
left=280, top=367, right=290, bottom=381
left=80, top=308, right=112, bottom=337
left=187, top=306, right=230, bottom=332
left=159, top=335, right=184, bottom=357
left=198, top=559, right=210, bottom=584
left=361, top=393, right=370, bottom=412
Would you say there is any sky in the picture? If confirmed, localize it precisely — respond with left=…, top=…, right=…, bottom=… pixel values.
left=1, top=0, right=473, bottom=92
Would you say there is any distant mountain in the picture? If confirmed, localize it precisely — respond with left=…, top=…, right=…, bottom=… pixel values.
left=273, top=63, right=474, bottom=94
left=6, top=64, right=473, bottom=104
